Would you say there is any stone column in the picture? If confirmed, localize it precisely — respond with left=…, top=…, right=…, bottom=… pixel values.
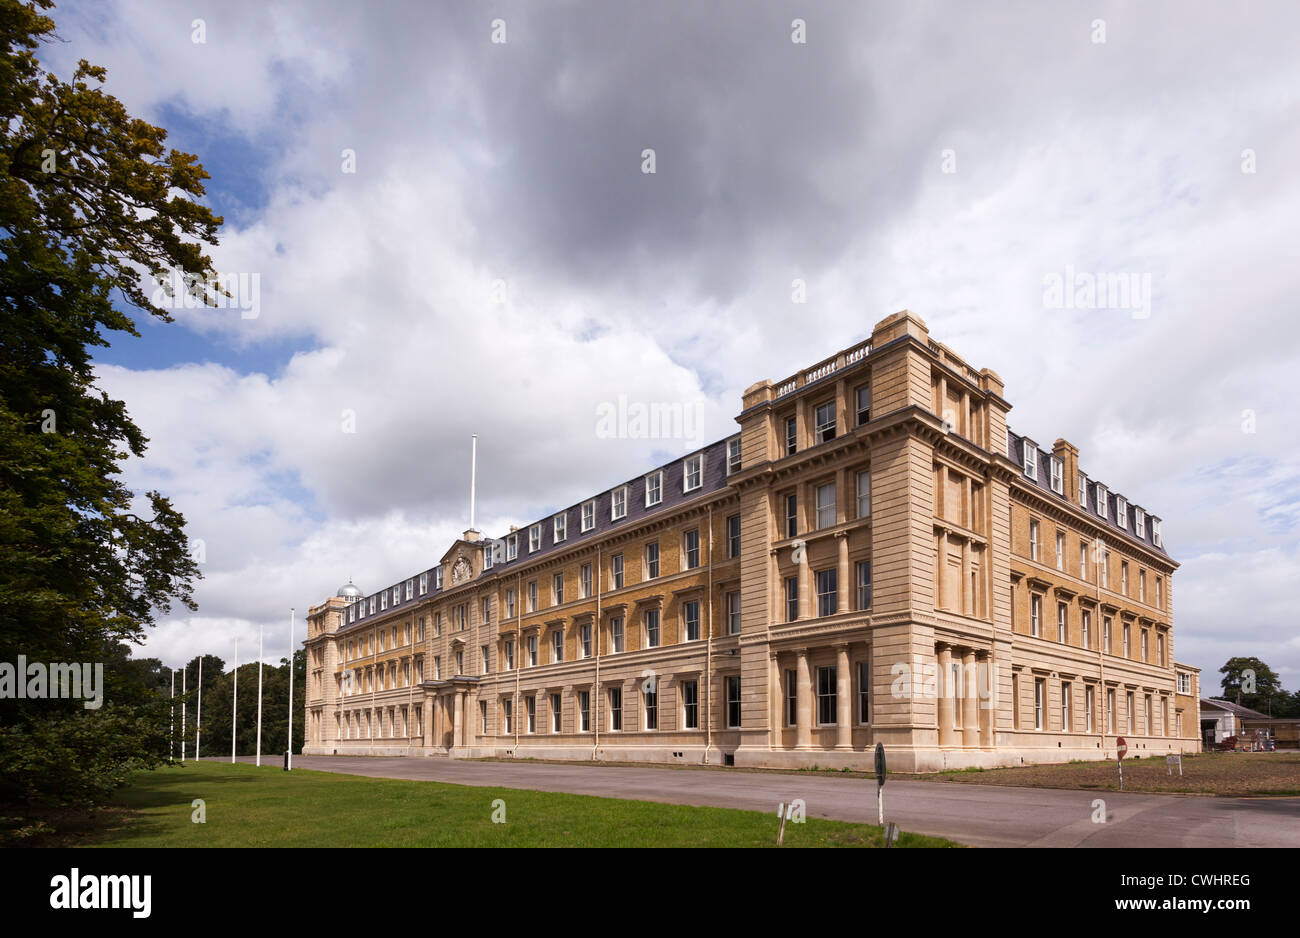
left=961, top=539, right=972, bottom=616
left=835, top=644, right=852, bottom=750
left=978, top=652, right=995, bottom=748
left=962, top=648, right=979, bottom=747
left=937, top=644, right=956, bottom=746
left=836, top=532, right=851, bottom=614
left=453, top=690, right=465, bottom=748
left=795, top=649, right=813, bottom=750
left=422, top=698, right=433, bottom=747
left=769, top=652, right=781, bottom=748
left=935, top=532, right=946, bottom=610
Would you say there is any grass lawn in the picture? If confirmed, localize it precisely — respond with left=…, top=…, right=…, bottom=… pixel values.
left=33, top=761, right=959, bottom=847
left=896, top=751, right=1300, bottom=796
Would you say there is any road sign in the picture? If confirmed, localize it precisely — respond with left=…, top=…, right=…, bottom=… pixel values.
left=1116, top=736, right=1127, bottom=759
left=1167, top=753, right=1182, bottom=776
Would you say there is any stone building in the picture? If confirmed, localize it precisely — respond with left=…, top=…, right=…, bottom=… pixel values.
left=303, top=311, right=1199, bottom=771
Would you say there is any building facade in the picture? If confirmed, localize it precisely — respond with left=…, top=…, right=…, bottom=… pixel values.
left=302, top=311, right=1199, bottom=771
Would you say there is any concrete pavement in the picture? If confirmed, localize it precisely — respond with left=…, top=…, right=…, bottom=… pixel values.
left=230, top=754, right=1300, bottom=847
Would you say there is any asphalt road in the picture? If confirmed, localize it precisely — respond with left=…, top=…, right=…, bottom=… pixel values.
left=233, top=754, right=1299, bottom=847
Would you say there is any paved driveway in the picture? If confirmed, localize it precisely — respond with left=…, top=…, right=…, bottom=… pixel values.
left=233, top=755, right=1299, bottom=847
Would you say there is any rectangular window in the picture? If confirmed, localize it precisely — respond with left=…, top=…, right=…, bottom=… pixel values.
left=785, top=492, right=798, bottom=538
left=645, top=542, right=660, bottom=579
left=481, top=645, right=490, bottom=675
left=858, top=661, right=870, bottom=723
left=1034, top=678, right=1045, bottom=730
left=1158, top=633, right=1166, bottom=667
left=1152, top=519, right=1162, bottom=547
left=611, top=553, right=624, bottom=590
left=726, top=675, right=742, bottom=728
left=505, top=588, right=516, bottom=619
left=1103, top=617, right=1112, bottom=654
left=1139, top=570, right=1146, bottom=602
left=1121, top=561, right=1129, bottom=595
left=1141, top=629, right=1148, bottom=663
left=684, top=453, right=703, bottom=492
left=580, top=622, right=592, bottom=658
left=727, top=514, right=741, bottom=558
left=552, top=573, right=564, bottom=605
left=1080, top=541, right=1088, bottom=578
left=504, top=639, right=514, bottom=670
left=856, top=561, right=872, bottom=609
left=1061, top=682, right=1071, bottom=731
left=644, top=609, right=660, bottom=648
left=610, top=616, right=624, bottom=653
left=609, top=688, right=622, bottom=731
left=527, top=635, right=537, bottom=667
left=726, top=591, right=741, bottom=635
left=814, top=400, right=836, bottom=443
left=682, top=680, right=699, bottom=729
left=552, top=629, right=563, bottom=663
left=1135, top=507, right=1146, bottom=538
left=551, top=693, right=562, bottom=733
left=1057, top=602, right=1067, bottom=643
left=581, top=501, right=595, bottom=532
left=529, top=524, right=541, bottom=552
left=1127, top=691, right=1135, bottom=735
left=815, top=481, right=836, bottom=529
left=381, top=592, right=388, bottom=611
left=525, top=695, right=535, bottom=734
left=611, top=486, right=627, bottom=520
left=727, top=437, right=742, bottom=475
left=1097, top=486, right=1108, bottom=519
left=785, top=577, right=799, bottom=622
left=419, top=573, right=428, bottom=595
left=856, top=470, right=871, bottom=518
left=527, top=580, right=538, bottom=613
left=1078, top=473, right=1087, bottom=508
left=1023, top=442, right=1037, bottom=479
left=579, top=691, right=590, bottom=732
left=784, top=416, right=797, bottom=456
left=1177, top=672, right=1191, bottom=695
left=1049, top=457, right=1063, bottom=494
left=1117, top=496, right=1128, bottom=529
left=815, top=568, right=837, bottom=617
left=483, top=546, right=493, bottom=570
left=785, top=670, right=797, bottom=726
left=1123, top=623, right=1131, bottom=658
left=1081, top=609, right=1091, bottom=648
left=1056, top=531, right=1064, bottom=571
left=1156, top=577, right=1163, bottom=608
left=1029, top=519, right=1040, bottom=561
left=644, top=686, right=658, bottom=730
left=482, top=596, right=491, bottom=624
left=1108, top=689, right=1116, bottom=733
left=506, top=534, right=518, bottom=561
left=554, top=513, right=567, bottom=543
left=855, top=385, right=870, bottom=425
left=683, top=600, right=700, bottom=641
left=1030, top=594, right=1041, bottom=636
left=455, top=650, right=463, bottom=674
left=580, top=563, right=592, bottom=599
left=683, top=529, right=700, bottom=568
left=1085, top=685, right=1095, bottom=732
left=816, top=666, right=837, bottom=725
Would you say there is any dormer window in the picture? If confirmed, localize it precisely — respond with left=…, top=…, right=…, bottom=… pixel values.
left=506, top=533, right=518, bottom=561
left=435, top=568, right=444, bottom=590
left=1049, top=457, right=1063, bottom=495
left=554, top=513, right=567, bottom=543
left=381, top=592, right=388, bottom=611
left=726, top=437, right=742, bottom=475
left=1078, top=472, right=1087, bottom=508
left=368, top=596, right=376, bottom=615
left=1116, top=496, right=1128, bottom=529
left=645, top=471, right=663, bottom=507
left=684, top=453, right=703, bottom=492
left=1022, top=441, right=1037, bottom=479
left=529, top=524, right=541, bottom=552
left=581, top=500, right=595, bottom=532
left=611, top=486, right=627, bottom=520
left=1096, top=485, right=1108, bottom=519
left=405, top=579, right=413, bottom=600
left=1152, top=519, right=1162, bottom=547
left=1134, top=508, right=1146, bottom=538
left=392, top=586, right=400, bottom=605
left=419, top=573, right=428, bottom=595
left=483, top=545, right=493, bottom=569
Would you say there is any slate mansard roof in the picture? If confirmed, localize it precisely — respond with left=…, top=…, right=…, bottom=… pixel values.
left=335, top=436, right=735, bottom=626
left=1007, top=430, right=1169, bottom=558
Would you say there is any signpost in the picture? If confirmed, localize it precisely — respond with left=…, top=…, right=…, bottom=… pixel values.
left=874, top=742, right=886, bottom=826
left=1116, top=736, right=1127, bottom=790
left=1166, top=753, right=1182, bottom=777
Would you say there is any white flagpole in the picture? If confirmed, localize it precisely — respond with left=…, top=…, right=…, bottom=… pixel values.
left=196, top=656, right=202, bottom=761
left=287, top=607, right=295, bottom=771
left=470, top=434, right=478, bottom=530
left=255, top=624, right=264, bottom=767
left=181, top=664, right=187, bottom=762
left=170, top=670, right=175, bottom=762
left=231, top=638, right=238, bottom=763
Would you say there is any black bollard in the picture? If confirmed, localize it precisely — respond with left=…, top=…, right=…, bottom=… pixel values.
left=283, top=749, right=289, bottom=771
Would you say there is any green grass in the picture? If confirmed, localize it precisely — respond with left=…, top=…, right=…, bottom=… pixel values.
left=71, top=762, right=959, bottom=848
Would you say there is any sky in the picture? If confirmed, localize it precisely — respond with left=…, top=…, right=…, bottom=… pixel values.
left=41, top=0, right=1300, bottom=693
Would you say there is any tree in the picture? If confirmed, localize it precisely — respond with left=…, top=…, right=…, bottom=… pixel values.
left=0, top=0, right=223, bottom=808
left=1216, top=657, right=1286, bottom=715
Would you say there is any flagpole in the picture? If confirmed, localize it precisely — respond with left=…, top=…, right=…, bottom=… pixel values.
left=181, top=664, right=187, bottom=762
left=231, top=638, right=238, bottom=763
left=287, top=607, right=295, bottom=771
left=255, top=624, right=264, bottom=767
left=196, top=656, right=202, bottom=761
left=170, top=669, right=175, bottom=763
